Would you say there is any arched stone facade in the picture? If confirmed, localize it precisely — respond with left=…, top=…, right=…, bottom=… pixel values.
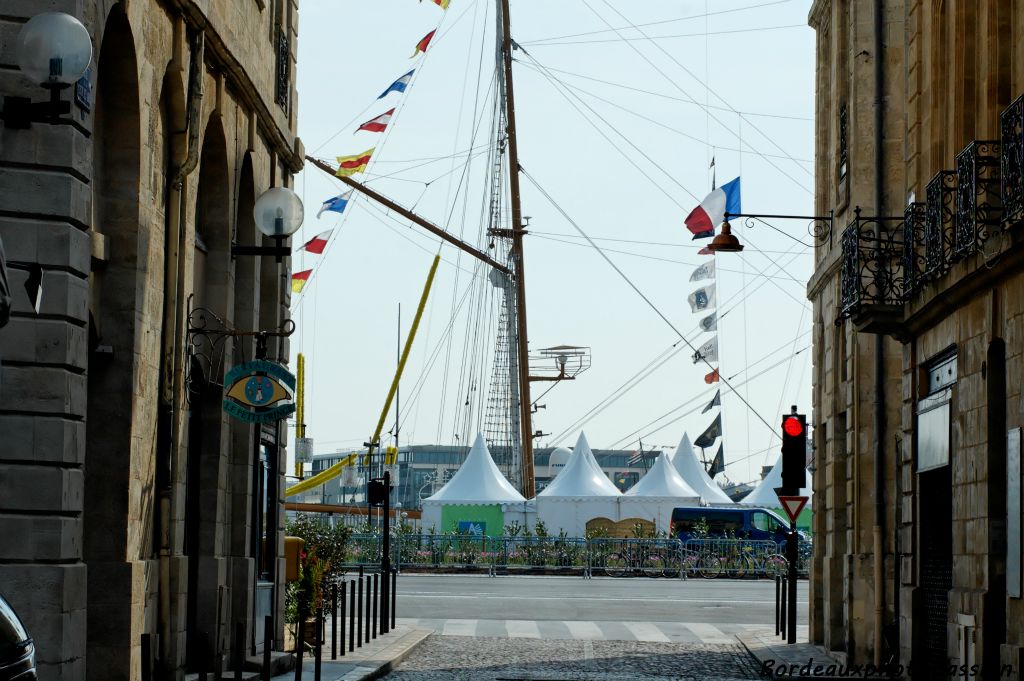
left=0, top=1, right=302, bottom=679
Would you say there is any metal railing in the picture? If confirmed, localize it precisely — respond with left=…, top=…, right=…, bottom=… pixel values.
left=335, top=534, right=808, bottom=579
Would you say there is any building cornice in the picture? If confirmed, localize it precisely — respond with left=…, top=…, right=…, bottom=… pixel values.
left=808, top=0, right=830, bottom=30
left=169, top=0, right=303, bottom=173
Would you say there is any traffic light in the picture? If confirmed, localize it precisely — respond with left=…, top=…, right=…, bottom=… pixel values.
left=367, top=478, right=389, bottom=507
left=780, top=408, right=807, bottom=494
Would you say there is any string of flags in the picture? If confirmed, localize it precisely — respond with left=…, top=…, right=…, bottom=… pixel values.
left=683, top=159, right=740, bottom=476
left=292, top=1, right=449, bottom=298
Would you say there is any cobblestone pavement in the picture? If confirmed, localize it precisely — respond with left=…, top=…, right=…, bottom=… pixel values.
left=380, top=634, right=762, bottom=681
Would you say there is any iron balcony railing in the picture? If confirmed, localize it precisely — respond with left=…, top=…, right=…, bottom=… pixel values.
left=902, top=201, right=927, bottom=296
left=954, top=140, right=1001, bottom=259
left=838, top=209, right=909, bottom=320
left=924, top=170, right=957, bottom=280
left=1000, top=94, right=1024, bottom=225
left=275, top=30, right=290, bottom=110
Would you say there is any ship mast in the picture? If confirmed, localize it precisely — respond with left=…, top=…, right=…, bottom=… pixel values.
left=498, top=0, right=536, bottom=498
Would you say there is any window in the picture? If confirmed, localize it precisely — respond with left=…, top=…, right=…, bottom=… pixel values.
left=751, top=512, right=772, bottom=532
left=917, top=351, right=956, bottom=472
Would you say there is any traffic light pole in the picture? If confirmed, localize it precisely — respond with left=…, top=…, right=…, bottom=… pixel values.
left=381, top=470, right=390, bottom=634
left=787, top=522, right=798, bottom=644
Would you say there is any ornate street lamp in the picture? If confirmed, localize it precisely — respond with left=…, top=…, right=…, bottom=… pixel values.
left=708, top=211, right=836, bottom=254
left=232, top=187, right=305, bottom=262
left=2, top=12, right=93, bottom=128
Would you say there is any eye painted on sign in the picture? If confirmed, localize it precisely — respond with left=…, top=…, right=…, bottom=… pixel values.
left=226, top=373, right=292, bottom=408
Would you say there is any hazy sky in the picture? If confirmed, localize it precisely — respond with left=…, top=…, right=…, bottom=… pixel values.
left=288, top=0, right=816, bottom=487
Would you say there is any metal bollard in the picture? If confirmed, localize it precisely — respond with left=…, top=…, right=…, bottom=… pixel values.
left=780, top=576, right=787, bottom=639
left=340, top=580, right=346, bottom=657
left=775, top=576, right=781, bottom=636
left=356, top=577, right=363, bottom=648
left=234, top=621, right=244, bottom=680
left=314, top=610, right=323, bottom=681
left=331, top=583, right=338, bottom=660
left=294, top=605, right=305, bottom=681
left=365, top=573, right=372, bottom=643
left=391, top=568, right=397, bottom=629
left=349, top=580, right=356, bottom=652
left=372, top=572, right=379, bottom=639
left=141, top=633, right=151, bottom=681
left=262, top=615, right=272, bottom=680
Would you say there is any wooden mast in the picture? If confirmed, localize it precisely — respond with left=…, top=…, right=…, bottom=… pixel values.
left=498, top=0, right=535, bottom=498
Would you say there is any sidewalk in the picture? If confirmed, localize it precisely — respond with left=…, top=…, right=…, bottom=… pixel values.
left=270, top=625, right=432, bottom=681
left=737, top=627, right=849, bottom=679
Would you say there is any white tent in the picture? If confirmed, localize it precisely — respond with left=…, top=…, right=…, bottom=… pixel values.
left=619, top=451, right=701, bottom=533
left=535, top=432, right=621, bottom=536
left=670, top=433, right=733, bottom=504
left=738, top=455, right=813, bottom=507
left=421, top=433, right=526, bottom=534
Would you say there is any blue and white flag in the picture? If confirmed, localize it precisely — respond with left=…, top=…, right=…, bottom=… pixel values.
left=316, top=190, right=352, bottom=219
left=687, top=284, right=716, bottom=312
left=378, top=69, right=415, bottom=99
left=689, top=260, right=716, bottom=282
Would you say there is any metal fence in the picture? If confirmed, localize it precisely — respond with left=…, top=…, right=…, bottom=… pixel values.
left=336, top=534, right=810, bottom=579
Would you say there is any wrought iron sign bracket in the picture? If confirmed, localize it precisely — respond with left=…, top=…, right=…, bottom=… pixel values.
left=723, top=211, right=836, bottom=247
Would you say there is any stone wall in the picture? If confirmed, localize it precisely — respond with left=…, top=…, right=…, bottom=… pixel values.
left=808, top=0, right=1024, bottom=675
left=0, top=1, right=299, bottom=679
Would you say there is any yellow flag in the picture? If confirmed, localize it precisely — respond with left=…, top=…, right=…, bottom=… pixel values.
left=336, top=148, right=374, bottom=177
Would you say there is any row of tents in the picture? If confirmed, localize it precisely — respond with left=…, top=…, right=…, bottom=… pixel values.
left=420, top=432, right=813, bottom=537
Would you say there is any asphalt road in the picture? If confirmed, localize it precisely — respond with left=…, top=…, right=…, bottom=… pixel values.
left=394, top=574, right=807, bottom=626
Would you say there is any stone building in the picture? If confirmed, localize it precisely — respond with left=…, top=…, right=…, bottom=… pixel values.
left=0, top=1, right=302, bottom=679
left=807, top=0, right=1023, bottom=677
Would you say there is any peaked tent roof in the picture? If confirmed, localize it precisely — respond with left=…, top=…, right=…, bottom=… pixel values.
left=738, top=455, right=813, bottom=507
left=424, top=433, right=526, bottom=503
left=538, top=432, right=622, bottom=497
left=624, top=451, right=700, bottom=498
left=671, top=433, right=733, bottom=504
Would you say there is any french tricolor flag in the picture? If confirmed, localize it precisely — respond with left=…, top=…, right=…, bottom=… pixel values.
left=684, top=177, right=741, bottom=239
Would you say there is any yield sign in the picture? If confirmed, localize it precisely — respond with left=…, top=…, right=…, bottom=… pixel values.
left=777, top=495, right=809, bottom=524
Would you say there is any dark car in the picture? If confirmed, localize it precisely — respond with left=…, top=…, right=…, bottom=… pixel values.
left=0, top=595, right=36, bottom=681
left=671, top=506, right=807, bottom=543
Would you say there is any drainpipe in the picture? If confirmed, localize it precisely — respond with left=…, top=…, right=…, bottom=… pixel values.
left=872, top=0, right=886, bottom=667
left=159, top=28, right=204, bottom=669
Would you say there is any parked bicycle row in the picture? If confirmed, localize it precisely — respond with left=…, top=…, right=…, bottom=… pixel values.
left=338, top=534, right=811, bottom=579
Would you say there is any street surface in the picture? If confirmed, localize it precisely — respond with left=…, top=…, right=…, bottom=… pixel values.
left=365, top=574, right=808, bottom=679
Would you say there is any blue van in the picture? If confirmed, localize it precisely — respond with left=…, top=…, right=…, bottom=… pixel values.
left=671, top=506, right=796, bottom=543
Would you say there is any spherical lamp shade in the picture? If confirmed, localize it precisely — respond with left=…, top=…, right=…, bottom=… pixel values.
left=254, top=187, right=304, bottom=238
left=16, top=12, right=93, bottom=87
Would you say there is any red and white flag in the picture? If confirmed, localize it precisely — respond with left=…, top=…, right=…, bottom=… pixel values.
left=300, top=229, right=332, bottom=254
left=357, top=108, right=395, bottom=133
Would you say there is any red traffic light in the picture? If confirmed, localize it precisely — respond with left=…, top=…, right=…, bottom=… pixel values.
left=783, top=416, right=804, bottom=437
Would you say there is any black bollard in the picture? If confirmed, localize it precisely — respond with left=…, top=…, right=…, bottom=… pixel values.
left=357, top=577, right=363, bottom=649
left=234, top=621, right=244, bottom=680
left=314, top=610, right=323, bottom=681
left=775, top=576, right=781, bottom=636
left=262, top=615, right=272, bottom=680
left=372, top=572, right=379, bottom=639
left=780, top=576, right=787, bottom=639
left=391, top=568, right=397, bottom=629
left=141, top=633, right=151, bottom=681
left=340, top=580, right=346, bottom=657
left=365, top=573, right=372, bottom=643
left=349, top=580, right=356, bottom=653
left=294, top=605, right=305, bottom=681
left=331, top=583, right=338, bottom=660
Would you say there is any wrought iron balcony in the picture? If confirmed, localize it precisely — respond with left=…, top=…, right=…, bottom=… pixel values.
left=1002, top=95, right=1024, bottom=225
left=838, top=208, right=908, bottom=333
left=275, top=30, right=290, bottom=110
left=954, top=140, right=1001, bottom=259
left=902, top=201, right=927, bottom=297
left=924, top=170, right=956, bottom=280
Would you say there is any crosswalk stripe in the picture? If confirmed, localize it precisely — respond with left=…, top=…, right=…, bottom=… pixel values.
left=684, top=622, right=734, bottom=643
left=441, top=619, right=478, bottom=636
left=505, top=620, right=541, bottom=638
left=623, top=621, right=672, bottom=643
left=563, top=620, right=604, bottom=640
